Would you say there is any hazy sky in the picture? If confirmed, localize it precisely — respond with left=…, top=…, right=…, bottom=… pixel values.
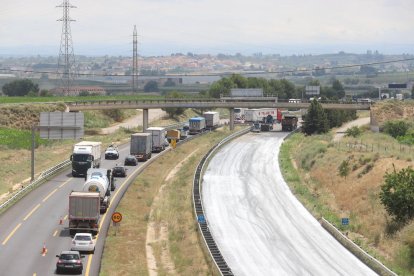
left=1, top=0, right=414, bottom=56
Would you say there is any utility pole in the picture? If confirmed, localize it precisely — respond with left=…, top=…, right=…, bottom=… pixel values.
left=132, top=25, right=139, bottom=93
left=57, top=0, right=77, bottom=96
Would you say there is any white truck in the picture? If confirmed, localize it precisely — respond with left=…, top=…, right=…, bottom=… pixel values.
left=70, top=141, right=102, bottom=177
left=83, top=168, right=115, bottom=213
left=146, top=127, right=166, bottom=152
left=244, top=109, right=279, bottom=122
left=203, top=111, right=220, bottom=129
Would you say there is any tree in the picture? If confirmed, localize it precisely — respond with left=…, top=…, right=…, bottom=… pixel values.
left=380, top=166, right=414, bottom=223
left=383, top=120, right=409, bottom=138
left=302, top=99, right=329, bottom=135
left=2, top=79, right=39, bottom=96
left=162, top=91, right=186, bottom=118
left=332, top=79, right=345, bottom=99
left=144, top=80, right=159, bottom=92
left=163, top=79, right=176, bottom=87
left=411, top=85, right=414, bottom=99
left=338, top=160, right=350, bottom=179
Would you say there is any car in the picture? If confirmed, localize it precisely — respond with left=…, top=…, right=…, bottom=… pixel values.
left=71, top=233, right=95, bottom=253
left=105, top=146, right=119, bottom=160
left=124, top=155, right=138, bottom=166
left=112, top=166, right=127, bottom=177
left=56, top=250, right=84, bottom=274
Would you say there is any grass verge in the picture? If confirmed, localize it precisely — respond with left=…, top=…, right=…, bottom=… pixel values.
left=100, top=128, right=235, bottom=276
left=280, top=130, right=414, bottom=275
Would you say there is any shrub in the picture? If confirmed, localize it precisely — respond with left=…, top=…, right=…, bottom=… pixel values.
left=345, top=126, right=362, bottom=138
left=383, top=120, right=409, bottom=138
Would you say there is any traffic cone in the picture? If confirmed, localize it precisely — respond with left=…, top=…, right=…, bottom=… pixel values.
left=41, top=243, right=47, bottom=256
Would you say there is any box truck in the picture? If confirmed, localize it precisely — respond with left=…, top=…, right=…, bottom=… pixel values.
left=189, top=117, right=206, bottom=135
left=203, top=111, right=220, bottom=129
left=146, top=127, right=166, bottom=152
left=130, top=133, right=152, bottom=161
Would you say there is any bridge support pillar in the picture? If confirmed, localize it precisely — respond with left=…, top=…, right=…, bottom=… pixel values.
left=143, top=109, right=149, bottom=132
left=229, top=108, right=234, bottom=131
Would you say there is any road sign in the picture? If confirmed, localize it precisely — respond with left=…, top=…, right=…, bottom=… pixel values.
left=341, top=218, right=349, bottom=226
left=197, top=215, right=206, bottom=224
left=112, top=212, right=123, bottom=223
left=171, top=139, right=177, bottom=149
left=39, top=112, right=84, bottom=139
left=305, top=86, right=320, bottom=95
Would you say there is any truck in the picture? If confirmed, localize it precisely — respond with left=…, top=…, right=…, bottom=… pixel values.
left=281, top=115, right=298, bottom=131
left=69, top=191, right=100, bottom=236
left=244, top=109, right=280, bottom=123
left=146, top=127, right=166, bottom=152
left=70, top=141, right=102, bottom=177
left=178, top=128, right=188, bottom=140
left=130, top=133, right=152, bottom=161
left=166, top=129, right=181, bottom=143
left=189, top=117, right=206, bottom=135
left=83, top=168, right=115, bottom=213
left=203, top=111, right=220, bottom=129
left=251, top=122, right=261, bottom=133
left=260, top=114, right=274, bottom=132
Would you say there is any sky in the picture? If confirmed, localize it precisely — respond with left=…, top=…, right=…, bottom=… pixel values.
left=1, top=0, right=414, bottom=56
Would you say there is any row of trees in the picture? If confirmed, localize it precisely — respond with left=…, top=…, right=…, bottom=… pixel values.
left=302, top=99, right=357, bottom=135
left=207, top=74, right=347, bottom=100
left=2, top=79, right=40, bottom=96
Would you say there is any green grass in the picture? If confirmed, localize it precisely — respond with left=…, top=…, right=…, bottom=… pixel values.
left=0, top=128, right=49, bottom=149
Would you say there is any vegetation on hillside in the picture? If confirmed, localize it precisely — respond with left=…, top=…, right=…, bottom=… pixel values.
left=281, top=108, right=414, bottom=274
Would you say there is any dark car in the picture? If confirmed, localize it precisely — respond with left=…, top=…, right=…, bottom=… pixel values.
left=56, top=250, right=84, bottom=274
left=104, top=146, right=119, bottom=160
left=124, top=155, right=138, bottom=166
left=112, top=166, right=127, bottom=177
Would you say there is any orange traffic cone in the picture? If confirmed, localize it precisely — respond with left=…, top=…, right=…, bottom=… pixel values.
left=41, top=243, right=48, bottom=256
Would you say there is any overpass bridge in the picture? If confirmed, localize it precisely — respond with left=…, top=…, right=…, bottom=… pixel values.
left=65, top=98, right=371, bottom=131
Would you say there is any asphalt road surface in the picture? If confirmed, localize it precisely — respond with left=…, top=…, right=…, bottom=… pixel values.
left=202, top=131, right=376, bottom=275
left=0, top=143, right=165, bottom=276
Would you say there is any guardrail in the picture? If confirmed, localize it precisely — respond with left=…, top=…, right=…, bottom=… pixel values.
left=193, top=127, right=251, bottom=276
left=0, top=159, right=72, bottom=214
left=321, top=218, right=397, bottom=276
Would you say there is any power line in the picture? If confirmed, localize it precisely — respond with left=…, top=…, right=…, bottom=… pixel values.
left=0, top=57, right=414, bottom=78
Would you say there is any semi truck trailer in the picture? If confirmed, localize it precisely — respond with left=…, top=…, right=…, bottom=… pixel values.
left=130, top=133, right=152, bottom=161
left=146, top=127, right=166, bottom=153
left=68, top=192, right=100, bottom=236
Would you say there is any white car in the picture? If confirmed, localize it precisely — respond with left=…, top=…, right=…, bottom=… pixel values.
left=71, top=233, right=95, bottom=253
left=104, top=146, right=119, bottom=160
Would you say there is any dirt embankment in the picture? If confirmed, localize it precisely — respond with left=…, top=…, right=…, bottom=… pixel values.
left=371, top=101, right=414, bottom=126
left=0, top=103, right=66, bottom=129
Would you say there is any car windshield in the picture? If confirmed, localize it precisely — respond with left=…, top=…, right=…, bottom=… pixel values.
left=60, top=254, right=79, bottom=260
left=72, top=154, right=90, bottom=162
left=75, top=235, right=91, bottom=241
left=114, top=167, right=123, bottom=171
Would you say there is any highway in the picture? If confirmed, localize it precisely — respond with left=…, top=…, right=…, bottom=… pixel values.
left=202, top=131, right=377, bottom=275
left=0, top=142, right=163, bottom=275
